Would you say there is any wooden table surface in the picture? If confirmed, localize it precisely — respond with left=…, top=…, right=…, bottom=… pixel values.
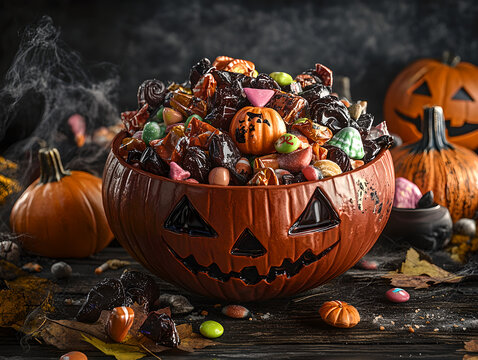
left=1, top=242, right=477, bottom=360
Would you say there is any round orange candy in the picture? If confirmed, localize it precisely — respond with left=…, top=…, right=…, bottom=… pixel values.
left=60, top=351, right=88, bottom=360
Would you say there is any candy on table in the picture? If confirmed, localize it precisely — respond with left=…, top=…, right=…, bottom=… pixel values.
left=120, top=269, right=160, bottom=309
left=277, top=146, right=313, bottom=173
left=170, top=92, right=207, bottom=119
left=182, top=147, right=212, bottom=183
left=159, top=293, right=194, bottom=315
left=169, top=162, right=191, bottom=181
left=327, top=127, right=365, bottom=160
left=121, top=103, right=149, bottom=134
left=163, top=107, right=184, bottom=126
left=193, top=72, right=217, bottom=100
left=139, top=147, right=169, bottom=176
left=76, top=278, right=125, bottom=323
left=106, top=306, right=135, bottom=343
left=235, top=157, right=252, bottom=177
left=208, top=167, right=230, bottom=186
left=139, top=312, right=180, bottom=347
left=248, top=167, right=279, bottom=186
left=265, top=89, right=308, bottom=125
left=385, top=288, right=410, bottom=303
left=302, top=165, right=323, bottom=181
left=393, top=177, right=422, bottom=208
left=222, top=304, right=251, bottom=319
left=60, top=351, right=88, bottom=360
left=313, top=160, right=342, bottom=178
left=137, top=79, right=167, bottom=109
left=312, top=143, right=328, bottom=161
left=274, top=133, right=301, bottom=153
left=199, top=320, right=224, bottom=339
left=291, top=118, right=333, bottom=144
left=274, top=168, right=292, bottom=184
left=243, top=87, right=275, bottom=108
left=269, top=72, right=294, bottom=87
left=51, top=261, right=72, bottom=279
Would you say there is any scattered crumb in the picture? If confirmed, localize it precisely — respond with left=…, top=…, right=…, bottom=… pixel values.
left=200, top=310, right=208, bottom=316
left=453, top=324, right=459, bottom=328
left=426, top=321, right=430, bottom=324
left=433, top=328, right=439, bottom=332
left=426, top=314, right=430, bottom=318
left=432, top=296, right=435, bottom=298
left=463, top=328, right=467, bottom=331
left=408, top=326, right=415, bottom=333
left=64, top=298, right=82, bottom=306
left=461, top=318, right=465, bottom=322
left=260, top=312, right=271, bottom=320
left=373, top=315, right=383, bottom=323
left=415, top=309, right=420, bottom=313
left=418, top=316, right=424, bottom=319
left=186, top=313, right=206, bottom=321
left=248, top=317, right=252, bottom=321
left=437, top=307, right=440, bottom=309
left=414, top=325, right=420, bottom=329
left=391, top=321, right=395, bottom=325
left=380, top=326, right=385, bottom=331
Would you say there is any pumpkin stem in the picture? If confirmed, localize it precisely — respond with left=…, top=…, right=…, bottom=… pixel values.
left=442, top=51, right=461, bottom=67
left=413, top=106, right=453, bottom=152
left=38, top=148, right=71, bottom=184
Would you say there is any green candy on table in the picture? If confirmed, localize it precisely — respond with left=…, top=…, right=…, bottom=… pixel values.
left=327, top=127, right=365, bottom=160
left=269, top=72, right=294, bottom=87
left=199, top=320, right=224, bottom=339
left=185, top=114, right=203, bottom=128
left=274, top=133, right=300, bottom=153
left=142, top=121, right=164, bottom=145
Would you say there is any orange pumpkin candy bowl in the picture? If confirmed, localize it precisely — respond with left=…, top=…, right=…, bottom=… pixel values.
left=102, top=131, right=395, bottom=301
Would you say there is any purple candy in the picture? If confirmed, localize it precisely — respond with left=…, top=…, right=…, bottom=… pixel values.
left=385, top=288, right=410, bottom=303
left=393, top=177, right=422, bottom=209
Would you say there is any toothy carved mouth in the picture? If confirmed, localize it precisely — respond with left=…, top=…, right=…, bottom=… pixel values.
left=167, top=239, right=340, bottom=285
left=395, top=109, right=478, bottom=137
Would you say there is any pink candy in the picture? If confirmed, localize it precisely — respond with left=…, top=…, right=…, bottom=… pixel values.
left=385, top=288, right=410, bottom=303
left=243, top=88, right=275, bottom=108
left=301, top=165, right=322, bottom=181
left=393, top=177, right=422, bottom=208
left=278, top=146, right=313, bottom=173
left=169, top=162, right=190, bottom=181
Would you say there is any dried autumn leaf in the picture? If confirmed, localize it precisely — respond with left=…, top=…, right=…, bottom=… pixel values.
left=82, top=334, right=147, bottom=360
left=382, top=248, right=462, bottom=289
left=465, top=339, right=478, bottom=352
left=463, top=355, right=478, bottom=360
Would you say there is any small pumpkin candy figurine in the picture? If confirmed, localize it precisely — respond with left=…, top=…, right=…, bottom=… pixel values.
left=319, top=300, right=360, bottom=328
left=392, top=106, right=478, bottom=221
left=230, top=106, right=287, bottom=155
left=10, top=148, right=114, bottom=258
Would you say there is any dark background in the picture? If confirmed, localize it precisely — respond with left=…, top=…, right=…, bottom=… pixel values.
left=1, top=0, right=478, bottom=118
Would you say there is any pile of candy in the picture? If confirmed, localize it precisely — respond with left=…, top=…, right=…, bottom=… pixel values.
left=119, top=56, right=393, bottom=186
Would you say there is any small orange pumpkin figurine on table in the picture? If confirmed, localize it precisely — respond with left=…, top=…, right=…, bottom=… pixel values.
left=10, top=148, right=113, bottom=258
left=319, top=300, right=360, bottom=328
left=229, top=106, right=286, bottom=155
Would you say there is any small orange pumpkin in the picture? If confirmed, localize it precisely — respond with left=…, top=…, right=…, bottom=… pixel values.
left=384, top=53, right=478, bottom=151
left=10, top=148, right=113, bottom=258
left=319, top=300, right=360, bottom=328
left=229, top=106, right=286, bottom=155
left=392, top=106, right=478, bottom=221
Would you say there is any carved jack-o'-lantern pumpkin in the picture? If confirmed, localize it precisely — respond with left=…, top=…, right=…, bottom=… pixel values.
left=384, top=53, right=478, bottom=150
left=102, top=132, right=395, bottom=301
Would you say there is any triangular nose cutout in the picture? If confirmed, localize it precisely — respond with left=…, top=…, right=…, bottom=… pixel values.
left=231, top=228, right=267, bottom=258
left=164, top=196, right=217, bottom=237
left=289, top=187, right=341, bottom=235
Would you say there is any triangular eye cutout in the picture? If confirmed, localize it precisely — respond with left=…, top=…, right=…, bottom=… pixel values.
left=412, top=81, right=432, bottom=96
left=289, top=188, right=341, bottom=235
left=452, top=87, right=474, bottom=101
left=231, top=228, right=267, bottom=258
left=164, top=196, right=217, bottom=237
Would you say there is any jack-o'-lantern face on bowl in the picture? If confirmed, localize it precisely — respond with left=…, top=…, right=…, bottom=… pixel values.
left=103, top=132, right=395, bottom=301
left=384, top=56, right=478, bottom=151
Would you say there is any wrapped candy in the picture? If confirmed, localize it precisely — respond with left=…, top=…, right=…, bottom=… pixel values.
left=139, top=147, right=169, bottom=176
left=253, top=154, right=279, bottom=171
left=291, top=118, right=332, bottom=145
left=189, top=57, right=213, bottom=88
left=265, top=90, right=308, bottom=125
left=118, top=137, right=146, bottom=159
left=182, top=147, right=212, bottom=183
left=213, top=56, right=256, bottom=77
left=308, top=95, right=351, bottom=133
left=322, top=144, right=353, bottom=172
left=312, top=143, right=328, bottom=161
left=170, top=92, right=207, bottom=119
left=209, top=133, right=242, bottom=170
left=139, top=312, right=180, bottom=347
left=193, top=73, right=217, bottom=101
left=152, top=125, right=188, bottom=164
left=121, top=104, right=149, bottom=134
left=248, top=167, right=279, bottom=186
left=186, top=117, right=221, bottom=149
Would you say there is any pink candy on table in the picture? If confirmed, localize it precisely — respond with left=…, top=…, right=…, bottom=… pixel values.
left=169, top=162, right=190, bottom=181
left=385, top=288, right=410, bottom=303
left=393, top=177, right=422, bottom=209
